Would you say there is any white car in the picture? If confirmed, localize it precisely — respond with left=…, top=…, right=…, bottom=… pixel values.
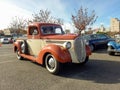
left=0, top=38, right=9, bottom=44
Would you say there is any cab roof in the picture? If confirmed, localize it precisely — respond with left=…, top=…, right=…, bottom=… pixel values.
left=29, top=22, right=60, bottom=27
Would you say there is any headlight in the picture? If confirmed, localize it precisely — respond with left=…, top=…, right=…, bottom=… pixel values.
left=63, top=42, right=71, bottom=49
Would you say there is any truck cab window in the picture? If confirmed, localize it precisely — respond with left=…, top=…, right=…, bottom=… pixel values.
left=41, top=25, right=64, bottom=35
left=29, top=27, right=38, bottom=35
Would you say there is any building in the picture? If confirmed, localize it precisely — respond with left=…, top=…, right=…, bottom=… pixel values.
left=3, top=29, right=11, bottom=35
left=110, top=18, right=120, bottom=32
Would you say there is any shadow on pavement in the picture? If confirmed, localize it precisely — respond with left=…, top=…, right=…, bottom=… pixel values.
left=58, top=59, right=120, bottom=84
left=93, top=48, right=108, bottom=54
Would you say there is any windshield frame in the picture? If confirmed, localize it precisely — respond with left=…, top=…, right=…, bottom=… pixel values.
left=41, top=25, right=65, bottom=35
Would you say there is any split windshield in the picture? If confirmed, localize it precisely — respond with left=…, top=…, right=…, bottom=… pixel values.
left=41, top=25, right=65, bottom=35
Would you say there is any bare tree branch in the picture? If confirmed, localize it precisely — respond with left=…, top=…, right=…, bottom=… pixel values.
left=72, top=6, right=98, bottom=34
left=9, top=16, right=27, bottom=35
left=30, top=9, right=63, bottom=25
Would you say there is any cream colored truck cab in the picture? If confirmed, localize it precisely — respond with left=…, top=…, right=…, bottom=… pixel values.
left=14, top=22, right=91, bottom=74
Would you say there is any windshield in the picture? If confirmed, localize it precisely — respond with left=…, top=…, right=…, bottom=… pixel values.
left=41, top=25, right=65, bottom=35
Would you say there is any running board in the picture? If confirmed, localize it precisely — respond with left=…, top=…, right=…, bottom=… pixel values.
left=20, top=54, right=36, bottom=62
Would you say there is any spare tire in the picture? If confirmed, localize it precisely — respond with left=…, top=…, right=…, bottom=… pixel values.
left=20, top=40, right=28, bottom=54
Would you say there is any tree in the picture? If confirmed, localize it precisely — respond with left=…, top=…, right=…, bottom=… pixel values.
left=72, top=6, right=98, bottom=34
left=0, top=30, right=4, bottom=36
left=9, top=16, right=27, bottom=36
left=30, top=9, right=63, bottom=25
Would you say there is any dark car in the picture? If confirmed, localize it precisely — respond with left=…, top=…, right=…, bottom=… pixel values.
left=83, top=34, right=114, bottom=51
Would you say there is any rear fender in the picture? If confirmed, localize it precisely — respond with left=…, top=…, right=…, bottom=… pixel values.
left=36, top=44, right=71, bottom=64
left=13, top=41, right=21, bottom=53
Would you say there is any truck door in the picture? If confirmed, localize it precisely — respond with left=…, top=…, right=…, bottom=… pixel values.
left=27, top=26, right=42, bottom=56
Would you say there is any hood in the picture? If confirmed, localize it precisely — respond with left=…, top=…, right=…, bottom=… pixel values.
left=41, top=34, right=78, bottom=40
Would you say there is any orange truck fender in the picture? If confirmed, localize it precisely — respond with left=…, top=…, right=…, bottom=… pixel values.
left=36, top=44, right=72, bottom=64
left=13, top=41, right=21, bottom=53
left=86, top=45, right=92, bottom=56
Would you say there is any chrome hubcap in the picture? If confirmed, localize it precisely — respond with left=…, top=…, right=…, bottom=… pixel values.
left=17, top=50, right=21, bottom=59
left=48, top=57, right=55, bottom=69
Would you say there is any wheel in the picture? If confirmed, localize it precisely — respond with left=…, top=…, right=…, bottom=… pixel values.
left=108, top=51, right=115, bottom=55
left=80, top=56, right=89, bottom=65
left=20, top=40, right=28, bottom=54
left=16, top=50, right=23, bottom=60
left=45, top=54, right=60, bottom=74
left=108, top=46, right=115, bottom=55
left=90, top=44, right=94, bottom=52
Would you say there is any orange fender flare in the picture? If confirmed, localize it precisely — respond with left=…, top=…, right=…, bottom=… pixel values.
left=13, top=41, right=21, bottom=53
left=86, top=45, right=92, bottom=56
left=36, top=44, right=72, bottom=64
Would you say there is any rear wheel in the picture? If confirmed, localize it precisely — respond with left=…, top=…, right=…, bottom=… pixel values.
left=45, top=54, right=61, bottom=74
left=16, top=50, right=23, bottom=60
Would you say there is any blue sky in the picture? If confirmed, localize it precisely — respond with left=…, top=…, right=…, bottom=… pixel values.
left=0, top=0, right=120, bottom=32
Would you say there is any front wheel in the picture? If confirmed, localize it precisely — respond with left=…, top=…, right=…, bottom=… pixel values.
left=45, top=54, right=61, bottom=74
left=108, top=51, right=115, bottom=55
left=80, top=56, right=89, bottom=65
left=108, top=46, right=115, bottom=55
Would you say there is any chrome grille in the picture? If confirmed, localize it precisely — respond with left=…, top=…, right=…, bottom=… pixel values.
left=74, top=36, right=86, bottom=63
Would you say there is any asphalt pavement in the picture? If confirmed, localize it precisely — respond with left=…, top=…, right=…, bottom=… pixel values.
left=0, top=44, right=120, bottom=90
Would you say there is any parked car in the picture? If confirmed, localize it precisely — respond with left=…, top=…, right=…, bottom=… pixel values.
left=107, top=40, right=120, bottom=55
left=83, top=34, right=114, bottom=51
left=0, top=38, right=9, bottom=44
left=4, top=35, right=14, bottom=44
left=114, top=34, right=120, bottom=43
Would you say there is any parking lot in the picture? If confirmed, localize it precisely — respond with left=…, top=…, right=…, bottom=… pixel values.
left=0, top=44, right=120, bottom=90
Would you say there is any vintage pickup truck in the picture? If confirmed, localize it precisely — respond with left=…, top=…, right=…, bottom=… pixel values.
left=13, top=22, right=91, bottom=74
